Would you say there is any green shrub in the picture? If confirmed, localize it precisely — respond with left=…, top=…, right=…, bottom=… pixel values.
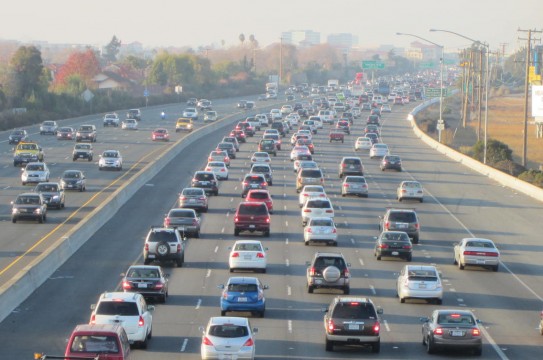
left=518, top=169, right=543, bottom=188
left=472, top=139, right=512, bottom=165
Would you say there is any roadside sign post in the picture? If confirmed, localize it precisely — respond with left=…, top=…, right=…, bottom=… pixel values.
left=437, top=119, right=445, bottom=142
left=144, top=88, right=149, bottom=107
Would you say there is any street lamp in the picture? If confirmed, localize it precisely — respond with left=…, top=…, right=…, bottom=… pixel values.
left=430, top=28, right=490, bottom=164
left=396, top=32, right=445, bottom=142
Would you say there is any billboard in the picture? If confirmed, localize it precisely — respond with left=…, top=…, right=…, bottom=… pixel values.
left=532, top=85, right=543, bottom=119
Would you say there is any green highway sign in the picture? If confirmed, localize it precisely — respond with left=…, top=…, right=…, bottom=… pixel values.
left=444, top=59, right=456, bottom=65
left=420, top=61, right=435, bottom=69
left=424, top=88, right=449, bottom=98
left=362, top=60, right=385, bottom=69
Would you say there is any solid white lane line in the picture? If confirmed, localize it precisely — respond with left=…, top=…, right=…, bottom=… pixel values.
left=285, top=259, right=290, bottom=267
left=285, top=238, right=289, bottom=245
left=180, top=339, right=188, bottom=352
left=359, top=258, right=364, bottom=266
left=351, top=238, right=355, bottom=245
left=221, top=227, right=225, bottom=233
left=195, top=299, right=202, bottom=309
left=206, top=269, right=211, bottom=278
left=285, top=221, right=289, bottom=227
left=384, top=320, right=391, bottom=332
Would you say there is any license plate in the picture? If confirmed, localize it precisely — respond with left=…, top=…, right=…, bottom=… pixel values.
left=451, top=330, right=464, bottom=337
left=249, top=225, right=256, bottom=228
left=314, top=279, right=322, bottom=284
left=138, top=283, right=148, bottom=289
left=251, top=184, right=258, bottom=188
left=349, top=165, right=355, bottom=169
left=201, top=181, right=209, bottom=185
left=348, top=324, right=360, bottom=330
left=237, top=297, right=247, bottom=302
left=79, top=155, right=84, bottom=158
left=397, top=223, right=408, bottom=229
left=244, top=255, right=252, bottom=260
left=419, top=284, right=427, bottom=289
left=476, top=260, right=485, bottom=264
left=391, top=251, right=399, bottom=256
left=147, top=254, right=155, bottom=259
left=189, top=199, right=195, bottom=202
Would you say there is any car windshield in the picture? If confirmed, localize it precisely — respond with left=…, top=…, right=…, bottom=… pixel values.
left=310, top=219, right=333, bottom=226
left=36, top=184, right=58, bottom=192
left=63, top=172, right=81, bottom=179
left=16, top=196, right=40, bottom=205
left=95, top=301, right=139, bottom=316
left=437, top=314, right=475, bottom=326
left=70, top=335, right=119, bottom=354
left=227, top=283, right=258, bottom=292
left=27, top=165, right=44, bottom=171
left=332, top=303, right=377, bottom=319
left=238, top=204, right=267, bottom=215
left=169, top=210, right=195, bottom=218
left=208, top=325, right=248, bottom=338
left=103, top=152, right=118, bottom=158
left=76, top=144, right=91, bottom=150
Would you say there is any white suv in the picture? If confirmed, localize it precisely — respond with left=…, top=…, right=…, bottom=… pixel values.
left=90, top=292, right=154, bottom=348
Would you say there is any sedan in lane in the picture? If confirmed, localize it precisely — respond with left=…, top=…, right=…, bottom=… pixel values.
left=229, top=240, right=267, bottom=273
left=151, top=128, right=170, bottom=141
left=453, top=238, right=500, bottom=271
left=21, top=162, right=50, bottom=185
left=304, top=217, right=337, bottom=246
left=179, top=187, right=208, bottom=212
left=250, top=152, right=272, bottom=164
left=205, top=161, right=229, bottom=180
left=200, top=317, right=258, bottom=360
left=219, top=277, right=268, bottom=317
left=299, top=185, right=327, bottom=208
left=245, top=189, right=273, bottom=214
left=374, top=231, right=413, bottom=261
left=369, top=143, right=389, bottom=159
left=397, top=265, right=443, bottom=304
left=121, top=265, right=169, bottom=303
left=397, top=180, right=424, bottom=202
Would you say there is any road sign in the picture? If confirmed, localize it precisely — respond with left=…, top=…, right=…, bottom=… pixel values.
left=362, top=61, right=385, bottom=69
left=420, top=61, right=435, bottom=69
left=437, top=119, right=444, bottom=124
left=144, top=89, right=149, bottom=97
left=444, top=59, right=456, bottom=65
left=175, top=85, right=183, bottom=94
left=424, top=88, right=449, bottom=98
left=436, top=123, right=445, bottom=131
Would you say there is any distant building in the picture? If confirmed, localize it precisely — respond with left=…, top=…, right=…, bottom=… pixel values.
left=327, top=33, right=359, bottom=49
left=281, top=30, right=320, bottom=47
left=405, top=41, right=441, bottom=62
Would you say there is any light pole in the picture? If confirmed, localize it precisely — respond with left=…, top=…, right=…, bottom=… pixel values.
left=430, top=29, right=490, bottom=164
left=397, top=32, right=445, bottom=142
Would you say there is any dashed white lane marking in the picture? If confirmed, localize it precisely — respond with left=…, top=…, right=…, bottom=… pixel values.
left=384, top=320, right=391, bottom=332
left=226, top=211, right=230, bottom=217
left=457, top=298, right=464, bottom=302
left=287, top=320, right=293, bottom=333
left=214, top=246, right=219, bottom=253
left=221, top=227, right=225, bottom=233
left=180, top=338, right=188, bottom=352
left=195, top=299, right=202, bottom=309
left=351, top=238, right=355, bottom=245
left=285, top=221, right=289, bottom=227
left=285, top=238, right=289, bottom=245
left=206, top=269, right=211, bottom=278
left=450, top=288, right=456, bottom=292
left=285, top=259, right=290, bottom=267
left=284, top=205, right=287, bottom=211
left=287, top=286, right=292, bottom=296
left=359, top=258, right=364, bottom=266
left=370, top=285, right=376, bottom=295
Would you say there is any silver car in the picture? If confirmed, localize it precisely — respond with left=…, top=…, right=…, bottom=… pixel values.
left=200, top=317, right=257, bottom=360
left=397, top=180, right=424, bottom=202
left=163, top=208, right=201, bottom=238
left=306, top=252, right=350, bottom=294
left=341, top=176, right=368, bottom=197
left=396, top=265, right=443, bottom=304
left=21, top=162, right=50, bottom=185
left=179, top=187, right=209, bottom=212
left=454, top=238, right=500, bottom=271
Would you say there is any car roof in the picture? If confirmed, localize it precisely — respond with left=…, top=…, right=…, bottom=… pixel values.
left=226, top=277, right=259, bottom=285
left=209, top=316, right=249, bottom=326
left=233, top=239, right=263, bottom=245
left=404, top=265, right=438, bottom=271
left=99, top=291, right=140, bottom=302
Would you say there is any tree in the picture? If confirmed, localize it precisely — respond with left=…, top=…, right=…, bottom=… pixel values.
left=53, top=49, right=100, bottom=94
left=8, top=45, right=44, bottom=104
left=103, top=35, right=122, bottom=63
left=472, top=139, right=512, bottom=165
left=239, top=34, right=245, bottom=46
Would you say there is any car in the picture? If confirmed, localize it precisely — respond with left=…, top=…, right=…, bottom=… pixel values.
left=262, top=133, right=282, bottom=150
left=421, top=310, right=483, bottom=355
left=72, top=143, right=93, bottom=161
left=75, top=124, right=97, bottom=142
left=8, top=129, right=29, bottom=144
left=39, top=120, right=58, bottom=135
left=200, top=316, right=258, bottom=360
left=364, top=124, right=380, bottom=135
left=241, top=173, right=268, bottom=197
left=271, top=121, right=286, bottom=136
left=233, top=202, right=271, bottom=237
left=335, top=120, right=350, bottom=134
left=13, top=141, right=44, bottom=166
left=338, top=157, right=364, bottom=178
left=295, top=129, right=312, bottom=140
left=397, top=181, right=424, bottom=202
left=221, top=136, right=240, bottom=152
left=198, top=99, right=212, bottom=110
left=296, top=168, right=324, bottom=192
left=63, top=323, right=131, bottom=360
left=369, top=143, right=389, bottom=159
left=374, top=231, right=413, bottom=261
left=98, top=150, right=122, bottom=171
left=237, top=100, right=247, bottom=108
left=182, top=107, right=199, bottom=120
left=380, top=154, right=402, bottom=171
left=453, top=237, right=500, bottom=271
left=255, top=114, right=268, bottom=127
left=394, top=96, right=403, bottom=105
left=296, top=160, right=319, bottom=174
left=341, top=176, right=369, bottom=197
left=367, top=115, right=380, bottom=126
left=381, top=104, right=392, bottom=112
left=103, top=113, right=120, bottom=127
left=56, top=127, right=75, bottom=140
left=250, top=163, right=273, bottom=185
left=258, top=139, right=277, bottom=156
left=250, top=152, right=271, bottom=164
left=205, top=161, right=229, bottom=180
left=179, top=187, right=208, bottom=212
left=21, top=162, right=50, bottom=185
left=362, top=102, right=372, bottom=110
left=286, top=113, right=300, bottom=127
left=245, top=189, right=273, bottom=213
left=304, top=217, right=337, bottom=246
left=164, top=208, right=201, bottom=238
left=175, top=117, right=193, bottom=132
left=301, top=197, right=334, bottom=226
left=295, top=138, right=314, bottom=154
left=121, top=118, right=138, bottom=130
left=228, top=239, right=268, bottom=273
left=257, top=94, right=267, bottom=101
left=379, top=208, right=420, bottom=243
left=204, top=110, right=218, bottom=122
left=126, top=108, right=142, bottom=121
left=269, top=108, right=282, bottom=120
left=60, top=169, right=86, bottom=192
left=301, top=120, right=317, bottom=134
left=191, top=171, right=219, bottom=196
left=323, top=296, right=383, bottom=353
left=329, top=130, right=344, bottom=143
left=151, top=128, right=169, bottom=141
left=354, top=137, right=372, bottom=151
left=290, top=146, right=311, bottom=161
left=236, top=122, right=255, bottom=137
left=230, top=129, right=247, bottom=143
left=219, top=277, right=268, bottom=317
left=396, top=265, right=443, bottom=304
left=143, top=226, right=186, bottom=267
left=11, top=192, right=47, bottom=223
left=208, top=150, right=231, bottom=167
left=121, top=265, right=169, bottom=303
left=540, top=311, right=543, bottom=335
left=299, top=185, right=327, bottom=207
left=245, top=101, right=255, bottom=109
left=365, top=132, right=379, bottom=144
left=306, top=251, right=350, bottom=294
left=34, top=182, right=65, bottom=209
left=216, top=142, right=236, bottom=159
left=186, top=98, right=197, bottom=106
left=90, top=292, right=154, bottom=348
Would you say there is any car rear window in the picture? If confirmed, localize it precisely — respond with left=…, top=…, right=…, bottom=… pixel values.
left=183, top=189, right=204, bottom=196
left=245, top=175, right=264, bottom=183
left=307, top=200, right=331, bottom=208
left=300, top=169, right=322, bottom=178
left=169, top=210, right=194, bottom=218
left=209, top=325, right=248, bottom=338
left=148, top=231, right=178, bottom=242
left=227, top=283, right=258, bottom=292
left=252, top=166, right=269, bottom=172
left=249, top=192, right=269, bottom=199
left=195, top=173, right=214, bottom=180
left=343, top=158, right=361, bottom=165
left=382, top=232, right=409, bottom=241
left=310, top=219, right=333, bottom=226
left=389, top=212, right=416, bottom=222
left=437, top=314, right=475, bottom=325
left=314, top=257, right=345, bottom=269
left=332, top=303, right=377, bottom=319
left=238, top=204, right=268, bottom=215
left=70, top=335, right=119, bottom=353
left=96, top=301, right=139, bottom=316
left=345, top=176, right=366, bottom=183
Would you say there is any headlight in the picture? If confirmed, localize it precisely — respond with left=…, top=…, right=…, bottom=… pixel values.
left=34, top=208, right=42, bottom=214
left=12, top=208, right=19, bottom=214
left=52, top=196, right=59, bottom=201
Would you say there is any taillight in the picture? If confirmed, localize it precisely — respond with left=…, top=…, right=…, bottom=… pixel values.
left=373, top=321, right=380, bottom=334
left=309, top=267, right=316, bottom=276
left=179, top=196, right=186, bottom=200
left=379, top=244, right=389, bottom=249
left=384, top=221, right=390, bottom=230
left=343, top=183, right=349, bottom=187
left=256, top=252, right=264, bottom=258
left=144, top=243, right=149, bottom=251
left=332, top=228, right=337, bottom=233
left=306, top=228, right=312, bottom=233
left=325, top=210, right=333, bottom=213
left=164, top=218, right=170, bottom=226
left=303, top=209, right=312, bottom=212
left=231, top=252, right=239, bottom=258
left=203, top=336, right=213, bottom=346
left=415, top=223, right=420, bottom=230
left=243, top=338, right=254, bottom=347
left=176, top=244, right=181, bottom=253
left=90, top=314, right=96, bottom=324
left=327, top=319, right=335, bottom=332
left=403, top=244, right=412, bottom=249
left=472, top=328, right=481, bottom=336
left=243, top=182, right=249, bottom=186
left=122, top=281, right=131, bottom=290
left=234, top=217, right=239, bottom=222
left=265, top=217, right=270, bottom=223
left=192, top=219, right=198, bottom=226
left=434, top=328, right=443, bottom=335
left=343, top=268, right=350, bottom=278
left=154, top=283, right=164, bottom=289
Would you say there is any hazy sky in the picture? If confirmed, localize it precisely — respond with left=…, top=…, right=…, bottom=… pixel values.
left=1, top=0, right=542, bottom=54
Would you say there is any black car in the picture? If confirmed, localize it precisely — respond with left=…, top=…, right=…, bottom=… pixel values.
left=241, top=173, right=268, bottom=197
left=271, top=121, right=286, bottom=136
left=72, top=143, right=93, bottom=161
left=126, top=108, right=141, bottom=121
left=374, top=231, right=413, bottom=261
left=11, top=192, right=47, bottom=223
left=216, top=142, right=236, bottom=159
left=60, top=170, right=86, bottom=192
left=367, top=115, right=380, bottom=126
left=33, top=182, right=65, bottom=209
left=338, top=157, right=364, bottom=178
left=191, top=171, right=219, bottom=196
left=258, top=139, right=277, bottom=156
left=8, top=129, right=29, bottom=144
left=380, top=155, right=402, bottom=171
left=121, top=265, right=169, bottom=303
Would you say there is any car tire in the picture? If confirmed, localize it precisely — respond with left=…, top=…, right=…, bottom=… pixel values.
left=229, top=268, right=234, bottom=273
left=203, top=207, right=208, bottom=213
left=38, top=215, right=44, bottom=224
left=406, top=255, right=412, bottom=262
left=194, top=231, right=200, bottom=239
left=420, top=198, right=424, bottom=203
left=473, top=346, right=482, bottom=356
left=307, top=285, right=314, bottom=293
left=264, top=230, right=270, bottom=237
left=221, top=310, right=227, bottom=316
left=140, top=336, right=148, bottom=349
left=12, top=218, right=16, bottom=223
left=376, top=254, right=382, bottom=260
left=325, top=338, right=334, bottom=352
left=492, top=264, right=499, bottom=272
left=72, top=158, right=76, bottom=162
left=426, top=336, right=435, bottom=354
left=343, top=286, right=350, bottom=295
left=413, top=235, right=419, bottom=244
left=88, top=157, right=92, bottom=162
left=234, top=228, right=240, bottom=236
left=176, top=258, right=184, bottom=268
left=458, top=261, right=465, bottom=270
left=143, top=258, right=151, bottom=265
left=435, top=298, right=443, bottom=305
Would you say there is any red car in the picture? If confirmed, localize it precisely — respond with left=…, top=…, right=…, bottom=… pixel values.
left=152, top=128, right=170, bottom=141
left=296, top=139, right=315, bottom=154
left=245, top=189, right=274, bottom=214
left=230, top=129, right=247, bottom=143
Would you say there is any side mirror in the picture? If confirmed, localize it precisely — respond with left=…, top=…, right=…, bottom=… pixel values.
left=217, top=284, right=225, bottom=290
left=198, top=326, right=205, bottom=333
left=264, top=247, right=269, bottom=251
left=227, top=246, right=232, bottom=250
left=147, top=305, right=155, bottom=312
left=120, top=273, right=125, bottom=277
left=476, top=319, right=482, bottom=324
left=305, top=261, right=311, bottom=266
left=377, top=307, right=384, bottom=315
left=90, top=304, right=96, bottom=310
left=252, top=327, right=259, bottom=334
left=419, top=317, right=430, bottom=323
left=262, top=285, right=269, bottom=290
left=322, top=307, right=328, bottom=313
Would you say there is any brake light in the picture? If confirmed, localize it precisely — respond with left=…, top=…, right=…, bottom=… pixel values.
left=327, top=319, right=335, bottom=332
left=231, top=252, right=239, bottom=258
left=303, top=209, right=312, bottom=212
left=144, top=243, right=149, bottom=251
left=179, top=196, right=186, bottom=200
left=243, top=182, right=249, bottom=186
left=373, top=321, right=380, bottom=334
left=415, top=223, right=420, bottom=230
left=205, top=167, right=211, bottom=171
left=434, top=328, right=443, bottom=335
left=306, top=228, right=312, bottom=233
left=464, top=251, right=498, bottom=257
left=261, top=182, right=267, bottom=186
left=154, top=283, right=164, bottom=289
left=224, top=157, right=229, bottom=161
left=90, top=314, right=96, bottom=324
left=208, top=157, right=213, bottom=161
left=192, top=220, right=198, bottom=226
left=472, top=328, right=481, bottom=336
left=203, top=336, right=214, bottom=346
left=176, top=244, right=181, bottom=253
left=265, top=217, right=270, bottom=223
left=325, top=210, right=333, bottom=213
left=403, top=244, right=412, bottom=249
left=343, top=268, right=350, bottom=277
left=164, top=218, right=170, bottom=226
left=332, top=228, right=337, bottom=233
left=379, top=244, right=389, bottom=249
left=309, top=267, right=316, bottom=276
left=234, top=217, right=239, bottom=222
left=220, top=168, right=225, bottom=172
left=256, top=252, right=264, bottom=258
left=243, top=338, right=254, bottom=347
left=343, top=183, right=349, bottom=187
left=122, top=281, right=131, bottom=290
left=384, top=221, right=390, bottom=230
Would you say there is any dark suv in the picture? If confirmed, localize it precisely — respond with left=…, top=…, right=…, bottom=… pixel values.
left=250, top=164, right=273, bottom=185
left=143, top=226, right=185, bottom=267
left=306, top=252, right=350, bottom=294
left=216, top=142, right=237, bottom=159
left=11, top=192, right=47, bottom=223
left=191, top=171, right=219, bottom=196
left=338, top=157, right=364, bottom=178
left=236, top=122, right=255, bottom=136
left=241, top=173, right=268, bottom=197
left=271, top=121, right=286, bottom=136
left=323, top=296, right=383, bottom=353
left=258, top=139, right=277, bottom=156
left=379, top=208, right=420, bottom=243
left=234, top=202, right=270, bottom=237
left=76, top=125, right=97, bottom=142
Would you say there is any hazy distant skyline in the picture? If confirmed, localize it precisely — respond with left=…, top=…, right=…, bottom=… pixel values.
left=2, top=0, right=542, bottom=54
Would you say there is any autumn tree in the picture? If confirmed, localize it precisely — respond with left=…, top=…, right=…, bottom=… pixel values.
left=8, top=45, right=45, bottom=105
left=103, top=35, right=122, bottom=63
left=53, top=49, right=100, bottom=94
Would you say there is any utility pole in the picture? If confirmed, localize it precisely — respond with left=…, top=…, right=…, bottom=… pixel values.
left=477, top=48, right=484, bottom=140
left=462, top=48, right=473, bottom=128
left=279, top=37, right=283, bottom=86
left=518, top=28, right=543, bottom=167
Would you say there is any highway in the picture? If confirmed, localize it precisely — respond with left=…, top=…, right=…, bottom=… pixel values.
left=1, top=97, right=543, bottom=359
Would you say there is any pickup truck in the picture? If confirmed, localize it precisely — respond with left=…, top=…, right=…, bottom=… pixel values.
left=329, top=130, right=344, bottom=143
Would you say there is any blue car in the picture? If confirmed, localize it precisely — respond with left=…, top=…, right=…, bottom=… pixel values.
left=219, top=277, right=268, bottom=317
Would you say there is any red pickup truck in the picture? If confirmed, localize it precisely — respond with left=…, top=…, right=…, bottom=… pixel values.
left=329, top=130, right=345, bottom=143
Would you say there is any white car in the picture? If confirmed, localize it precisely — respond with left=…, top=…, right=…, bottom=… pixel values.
left=21, top=162, right=50, bottom=185
left=205, top=161, right=229, bottom=180
left=396, top=265, right=443, bottom=304
left=269, top=109, right=282, bottom=120
left=354, top=137, right=372, bottom=151
left=183, top=107, right=199, bottom=119
left=99, top=150, right=123, bottom=171
left=304, top=217, right=338, bottom=246
left=381, top=104, right=392, bottom=113
left=200, top=317, right=257, bottom=360
left=286, top=113, right=300, bottom=127
left=263, top=129, right=280, bottom=137
left=290, top=146, right=311, bottom=161
left=121, top=118, right=138, bottom=130
left=301, top=120, right=317, bottom=134
left=280, top=105, right=293, bottom=115
left=454, top=238, right=500, bottom=272
left=251, top=152, right=272, bottom=164
left=204, top=111, right=218, bottom=122
left=255, top=114, right=268, bottom=127
left=301, top=197, right=334, bottom=226
left=308, top=116, right=323, bottom=129
left=397, top=181, right=424, bottom=202
left=208, top=150, right=230, bottom=167
left=297, top=129, right=312, bottom=140
left=369, top=143, right=389, bottom=159
left=317, top=110, right=334, bottom=124
left=90, top=292, right=154, bottom=347
left=229, top=240, right=267, bottom=273
left=351, top=107, right=361, bottom=118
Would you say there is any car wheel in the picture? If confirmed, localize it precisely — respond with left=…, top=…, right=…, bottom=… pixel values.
left=221, top=310, right=226, bottom=316
left=307, top=285, right=314, bottom=293
left=176, top=258, right=184, bottom=267
left=161, top=294, right=167, bottom=304
left=234, top=228, right=240, bottom=236
left=473, top=346, right=482, bottom=356
left=203, top=207, right=208, bottom=213
left=406, top=255, right=412, bottom=262
left=194, top=231, right=200, bottom=239
left=140, top=336, right=148, bottom=349
left=12, top=218, right=16, bottom=223
left=376, top=254, right=382, bottom=260
left=458, top=261, right=465, bottom=270
left=229, top=268, right=234, bottom=273
left=88, top=157, right=92, bottom=162
left=420, top=198, right=424, bottom=203
left=492, top=264, right=499, bottom=272
left=435, top=298, right=443, bottom=305
left=38, top=215, right=43, bottom=224
left=343, top=286, right=350, bottom=295
left=304, top=241, right=309, bottom=246
left=72, top=158, right=76, bottom=162
left=325, top=338, right=334, bottom=352
left=453, top=255, right=458, bottom=265
left=413, top=235, right=419, bottom=244
left=143, top=258, right=151, bottom=265
left=426, top=336, right=435, bottom=354
left=399, top=197, right=403, bottom=202
left=371, top=340, right=380, bottom=353
left=259, top=310, right=265, bottom=318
